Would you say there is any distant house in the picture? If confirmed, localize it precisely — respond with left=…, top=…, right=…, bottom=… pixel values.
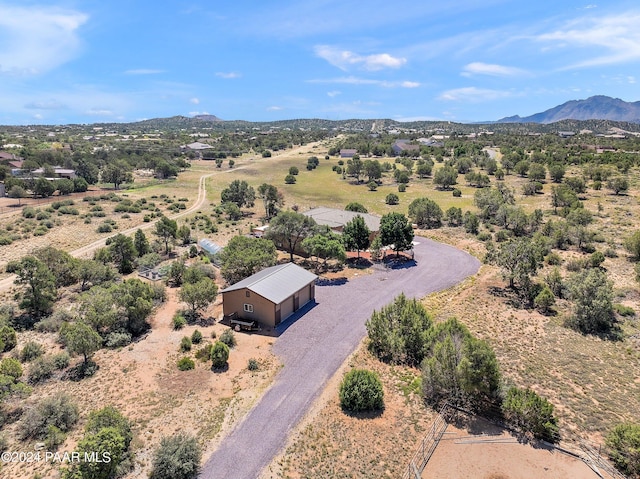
left=391, top=140, right=420, bottom=156
left=558, top=131, right=576, bottom=138
left=0, top=151, right=22, bottom=163
left=30, top=167, right=76, bottom=179
left=184, top=141, right=213, bottom=150
left=303, top=207, right=380, bottom=241
left=417, top=138, right=445, bottom=148
left=221, top=263, right=317, bottom=328
left=339, top=149, right=357, bottom=158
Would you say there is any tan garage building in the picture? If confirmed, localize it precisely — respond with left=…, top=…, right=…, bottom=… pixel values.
left=220, top=263, right=318, bottom=328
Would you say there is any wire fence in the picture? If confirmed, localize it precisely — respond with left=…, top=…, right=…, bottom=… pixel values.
left=401, top=402, right=628, bottom=479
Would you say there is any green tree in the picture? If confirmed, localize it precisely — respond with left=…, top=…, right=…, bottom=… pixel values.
left=502, top=387, right=559, bottom=442
left=624, top=231, right=640, bottom=261
left=73, top=427, right=126, bottom=479
left=566, top=268, right=616, bottom=336
left=257, top=183, right=283, bottom=219
left=339, top=369, right=384, bottom=412
left=33, top=177, right=56, bottom=197
left=134, top=229, right=150, bottom=257
left=211, top=341, right=230, bottom=368
left=0, top=326, right=17, bottom=352
left=266, top=210, right=317, bottom=262
left=433, top=165, right=458, bottom=189
left=422, top=318, right=500, bottom=408
left=345, top=202, right=368, bottom=213
left=284, top=174, right=296, bottom=184
left=548, top=164, right=565, bottom=183
left=7, top=256, right=57, bottom=318
left=346, top=155, right=363, bottom=182
left=102, top=161, right=133, bottom=190
left=85, top=406, right=133, bottom=450
left=33, top=246, right=79, bottom=287
left=534, top=286, right=556, bottom=314
left=514, top=160, right=530, bottom=177
left=607, top=176, right=629, bottom=195
left=220, top=179, right=255, bottom=207
left=8, top=185, right=27, bottom=205
left=57, top=178, right=75, bottom=196
left=150, top=433, right=201, bottom=479
left=363, top=159, right=382, bottom=182
left=77, top=259, right=117, bottom=292
left=528, top=163, right=546, bottom=182
left=408, top=197, right=443, bottom=229
left=178, top=279, right=218, bottom=315
left=366, top=294, right=433, bottom=365
left=177, top=225, right=192, bottom=246
left=302, top=228, right=346, bottom=266
left=385, top=193, right=399, bottom=205
left=289, top=166, right=299, bottom=176
left=0, top=358, right=23, bottom=381
left=490, top=238, right=543, bottom=290
left=61, top=322, right=102, bottom=365
left=379, top=212, right=414, bottom=257
left=606, top=423, right=640, bottom=477
left=218, top=235, right=277, bottom=284
left=342, top=215, right=370, bottom=259
left=107, top=233, right=137, bottom=274
left=154, top=216, right=178, bottom=254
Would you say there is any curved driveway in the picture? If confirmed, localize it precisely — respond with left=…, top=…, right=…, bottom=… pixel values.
left=200, top=238, right=480, bottom=479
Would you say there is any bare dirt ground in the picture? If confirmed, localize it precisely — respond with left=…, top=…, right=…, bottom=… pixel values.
left=3, top=287, right=279, bottom=479
left=423, top=421, right=601, bottom=479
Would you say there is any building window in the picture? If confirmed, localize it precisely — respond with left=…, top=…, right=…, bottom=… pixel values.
left=246, top=291, right=250, bottom=297
left=243, top=304, right=254, bottom=313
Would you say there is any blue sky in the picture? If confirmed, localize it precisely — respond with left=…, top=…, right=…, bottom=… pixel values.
left=1, top=0, right=639, bottom=125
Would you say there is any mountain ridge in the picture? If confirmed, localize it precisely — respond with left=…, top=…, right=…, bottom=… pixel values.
left=496, top=95, right=640, bottom=124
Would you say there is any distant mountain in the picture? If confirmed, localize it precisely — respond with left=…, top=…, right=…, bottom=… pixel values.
left=497, top=96, right=640, bottom=124
left=193, top=114, right=224, bottom=122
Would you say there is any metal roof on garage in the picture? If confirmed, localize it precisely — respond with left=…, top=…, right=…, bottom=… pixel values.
left=221, top=263, right=317, bottom=305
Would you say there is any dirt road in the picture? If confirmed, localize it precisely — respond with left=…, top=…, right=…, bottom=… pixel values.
left=200, top=238, right=480, bottom=479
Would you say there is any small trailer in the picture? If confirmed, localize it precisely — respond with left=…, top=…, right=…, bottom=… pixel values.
left=224, top=312, right=259, bottom=332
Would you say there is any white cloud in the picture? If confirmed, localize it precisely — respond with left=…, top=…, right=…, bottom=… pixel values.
left=314, top=45, right=406, bottom=71
left=215, top=72, right=241, bottom=79
left=438, top=87, right=515, bottom=102
left=190, top=97, right=200, bottom=105
left=0, top=4, right=88, bottom=75
left=267, top=106, right=283, bottom=111
left=189, top=111, right=210, bottom=116
left=85, top=109, right=114, bottom=117
left=327, top=90, right=341, bottom=97
left=24, top=100, right=67, bottom=110
left=33, top=113, right=43, bottom=120
left=462, top=62, right=527, bottom=77
left=308, top=76, right=420, bottom=88
left=124, top=69, right=165, bottom=75
left=535, top=11, right=640, bottom=68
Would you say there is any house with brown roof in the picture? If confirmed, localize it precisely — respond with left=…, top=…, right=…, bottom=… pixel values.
left=391, top=140, right=420, bottom=156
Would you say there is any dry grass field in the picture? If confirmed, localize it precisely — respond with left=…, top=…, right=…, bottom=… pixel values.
left=2, top=139, right=639, bottom=478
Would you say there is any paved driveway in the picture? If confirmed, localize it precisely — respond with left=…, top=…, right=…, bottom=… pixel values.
left=200, top=237, right=480, bottom=479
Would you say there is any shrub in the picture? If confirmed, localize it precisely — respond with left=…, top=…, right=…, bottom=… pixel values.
left=589, top=251, right=605, bottom=268
left=452, top=188, right=462, bottom=197
left=624, top=231, right=640, bottom=261
left=177, top=357, right=195, bottom=371
left=96, top=223, right=113, bottom=233
left=534, top=286, right=555, bottom=313
left=172, top=313, right=186, bottom=330
left=105, top=331, right=133, bottom=348
left=52, top=352, right=70, bottom=370
left=397, top=183, right=407, bottom=192
left=191, top=330, right=203, bottom=344
left=546, top=252, right=562, bottom=265
left=284, top=174, right=296, bottom=184
left=339, top=369, right=384, bottom=412
left=150, top=433, right=201, bottom=479
left=247, top=358, right=259, bottom=371
left=195, top=343, right=214, bottom=361
left=219, top=329, right=236, bottom=348
left=566, top=268, right=616, bottom=336
left=502, top=387, right=559, bottom=442
left=211, top=341, right=229, bottom=368
left=477, top=232, right=492, bottom=241
left=20, top=341, right=44, bottom=362
left=366, top=294, right=432, bottom=365
left=22, top=207, right=36, bottom=218
left=19, top=394, right=79, bottom=440
left=0, top=326, right=17, bottom=352
left=385, top=193, right=399, bottom=205
left=180, top=336, right=192, bottom=352
left=0, top=358, right=23, bottom=381
left=606, top=423, right=640, bottom=477
left=614, top=304, right=636, bottom=317
left=27, top=356, right=55, bottom=384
